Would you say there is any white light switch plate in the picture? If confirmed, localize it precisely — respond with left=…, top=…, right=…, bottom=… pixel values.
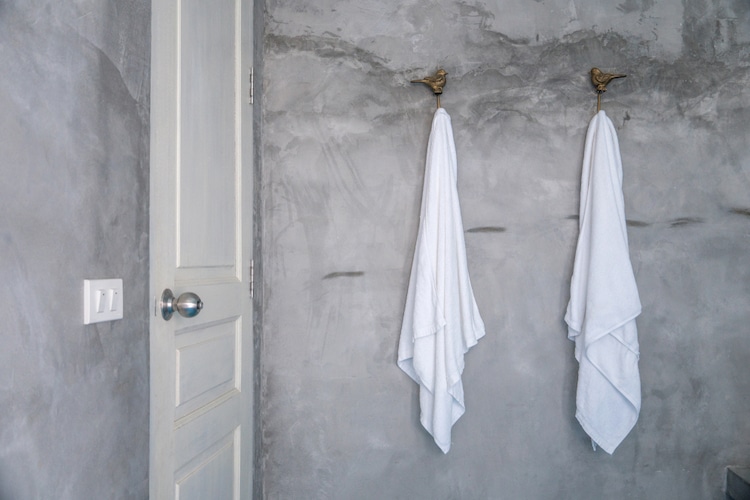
left=84, top=279, right=123, bottom=324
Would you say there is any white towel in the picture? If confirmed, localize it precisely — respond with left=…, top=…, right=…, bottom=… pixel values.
left=398, top=108, right=486, bottom=454
left=565, top=110, right=642, bottom=455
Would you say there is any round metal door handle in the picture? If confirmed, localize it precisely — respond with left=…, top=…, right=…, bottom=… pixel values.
left=160, top=288, right=203, bottom=320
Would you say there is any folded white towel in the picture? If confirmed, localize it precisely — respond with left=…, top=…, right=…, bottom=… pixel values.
left=565, top=110, right=642, bottom=455
left=398, top=108, right=486, bottom=454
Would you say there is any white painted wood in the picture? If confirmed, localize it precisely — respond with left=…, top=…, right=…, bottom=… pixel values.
left=150, top=0, right=253, bottom=498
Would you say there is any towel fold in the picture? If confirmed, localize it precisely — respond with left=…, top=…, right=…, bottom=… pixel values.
left=565, top=110, right=642, bottom=455
left=398, top=108, right=486, bottom=454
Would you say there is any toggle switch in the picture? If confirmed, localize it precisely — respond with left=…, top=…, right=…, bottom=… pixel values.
left=107, top=288, right=119, bottom=312
left=96, top=289, right=106, bottom=313
left=84, top=279, right=124, bottom=324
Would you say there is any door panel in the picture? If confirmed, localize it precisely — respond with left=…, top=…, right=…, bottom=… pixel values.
left=178, top=0, right=240, bottom=271
left=176, top=437, right=237, bottom=500
left=175, top=319, right=239, bottom=419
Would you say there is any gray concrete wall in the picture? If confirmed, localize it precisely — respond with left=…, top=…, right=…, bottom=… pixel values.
left=0, top=1, right=150, bottom=498
left=260, top=0, right=750, bottom=498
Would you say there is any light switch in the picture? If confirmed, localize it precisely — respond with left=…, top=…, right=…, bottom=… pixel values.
left=84, top=279, right=124, bottom=324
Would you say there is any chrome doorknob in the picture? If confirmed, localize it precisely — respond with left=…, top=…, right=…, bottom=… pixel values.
left=160, top=288, right=203, bottom=320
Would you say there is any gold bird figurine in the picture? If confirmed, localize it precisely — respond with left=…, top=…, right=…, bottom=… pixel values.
left=411, top=69, right=447, bottom=94
left=590, top=67, right=626, bottom=92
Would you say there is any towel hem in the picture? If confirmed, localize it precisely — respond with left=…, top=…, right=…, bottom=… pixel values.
left=576, top=408, right=638, bottom=455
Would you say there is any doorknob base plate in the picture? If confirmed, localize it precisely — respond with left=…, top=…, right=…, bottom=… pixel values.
left=160, top=288, right=175, bottom=321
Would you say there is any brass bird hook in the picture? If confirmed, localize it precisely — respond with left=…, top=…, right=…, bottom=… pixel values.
left=411, top=69, right=447, bottom=109
left=590, top=67, right=626, bottom=112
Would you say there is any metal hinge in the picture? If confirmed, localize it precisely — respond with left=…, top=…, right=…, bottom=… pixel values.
left=249, top=260, right=255, bottom=298
left=248, top=67, right=254, bottom=105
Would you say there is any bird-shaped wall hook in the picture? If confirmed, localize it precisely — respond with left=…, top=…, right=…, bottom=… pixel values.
left=411, top=69, right=447, bottom=108
left=590, top=67, right=626, bottom=93
left=590, top=67, right=626, bottom=111
left=411, top=69, right=447, bottom=94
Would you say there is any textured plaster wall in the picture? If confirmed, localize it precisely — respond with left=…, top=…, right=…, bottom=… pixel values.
left=260, top=0, right=750, bottom=499
left=0, top=1, right=150, bottom=498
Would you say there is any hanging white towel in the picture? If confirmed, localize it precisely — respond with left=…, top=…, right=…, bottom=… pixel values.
left=565, top=110, right=642, bottom=455
left=398, top=108, right=486, bottom=454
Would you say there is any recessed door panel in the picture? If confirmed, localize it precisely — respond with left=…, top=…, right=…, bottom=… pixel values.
left=178, top=0, right=238, bottom=271
left=175, top=320, right=239, bottom=419
left=176, top=428, right=239, bottom=500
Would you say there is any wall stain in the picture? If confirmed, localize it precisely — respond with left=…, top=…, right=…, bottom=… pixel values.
left=567, top=215, right=649, bottom=228
left=729, top=207, right=750, bottom=218
left=689, top=377, right=706, bottom=399
left=466, top=226, right=506, bottom=233
left=457, top=1, right=495, bottom=31
left=669, top=217, right=704, bottom=227
left=650, top=388, right=668, bottom=401
left=626, top=219, right=650, bottom=227
left=322, top=271, right=365, bottom=280
left=265, top=33, right=390, bottom=71
left=617, top=0, right=655, bottom=15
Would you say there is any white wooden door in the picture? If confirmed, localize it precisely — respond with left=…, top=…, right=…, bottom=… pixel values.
left=149, top=0, right=253, bottom=498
